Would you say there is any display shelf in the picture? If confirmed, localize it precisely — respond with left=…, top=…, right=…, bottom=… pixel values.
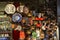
left=0, top=1, right=57, bottom=40
left=0, top=31, right=13, bottom=40
left=0, top=31, right=12, bottom=34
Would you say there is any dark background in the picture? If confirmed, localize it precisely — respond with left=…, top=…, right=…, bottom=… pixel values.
left=0, top=0, right=57, bottom=11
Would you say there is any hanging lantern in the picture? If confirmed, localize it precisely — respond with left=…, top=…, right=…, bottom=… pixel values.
left=15, top=25, right=22, bottom=31
left=23, top=6, right=29, bottom=14
left=36, top=29, right=40, bottom=38
left=5, top=4, right=16, bottom=14
left=21, top=19, right=26, bottom=23
left=32, top=16, right=35, bottom=20
left=32, top=31, right=37, bottom=39
left=36, top=23, right=41, bottom=28
left=40, top=32, right=45, bottom=39
left=31, top=26, right=35, bottom=30
left=26, top=30, right=31, bottom=34
left=28, top=13, right=32, bottom=17
left=12, top=13, right=22, bottom=22
left=34, top=21, right=38, bottom=25
left=20, top=31, right=25, bottom=40
left=35, top=17, right=39, bottom=20
left=39, top=18, right=44, bottom=21
left=17, top=5, right=24, bottom=13
left=29, top=18, right=33, bottom=25
left=11, top=24, right=15, bottom=29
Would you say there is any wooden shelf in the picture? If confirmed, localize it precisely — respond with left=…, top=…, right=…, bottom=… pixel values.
left=0, top=31, right=12, bottom=34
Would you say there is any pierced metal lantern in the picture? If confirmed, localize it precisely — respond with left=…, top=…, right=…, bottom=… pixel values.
left=5, top=4, right=16, bottom=14
left=12, top=13, right=22, bottom=22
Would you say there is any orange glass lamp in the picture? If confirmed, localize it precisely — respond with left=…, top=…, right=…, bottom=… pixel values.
left=19, top=31, right=25, bottom=40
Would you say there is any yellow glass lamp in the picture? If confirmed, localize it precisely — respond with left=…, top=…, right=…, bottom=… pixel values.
left=31, top=26, right=35, bottom=30
left=30, top=26, right=35, bottom=31
left=40, top=32, right=45, bottom=39
left=27, top=36, right=31, bottom=40
left=27, top=13, right=32, bottom=17
left=21, top=19, right=26, bottom=23
left=32, top=16, right=35, bottom=20
left=26, top=30, right=31, bottom=34
left=12, top=24, right=15, bottom=29
left=34, top=21, right=38, bottom=25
